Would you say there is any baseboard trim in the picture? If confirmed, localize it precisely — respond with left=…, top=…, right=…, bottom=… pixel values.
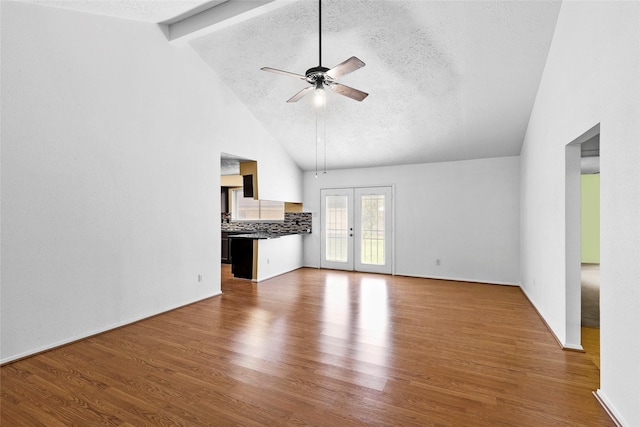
left=254, top=266, right=304, bottom=282
left=518, top=286, right=584, bottom=352
left=300, top=266, right=518, bottom=286
left=594, top=390, right=625, bottom=427
left=1, top=291, right=222, bottom=366
left=390, top=273, right=519, bottom=287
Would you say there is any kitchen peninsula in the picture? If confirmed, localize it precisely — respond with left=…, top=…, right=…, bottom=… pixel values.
left=222, top=212, right=311, bottom=281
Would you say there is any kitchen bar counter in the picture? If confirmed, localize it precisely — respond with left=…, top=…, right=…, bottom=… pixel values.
left=227, top=232, right=306, bottom=281
left=230, top=231, right=309, bottom=240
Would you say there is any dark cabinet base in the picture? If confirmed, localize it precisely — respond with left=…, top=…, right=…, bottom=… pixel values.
left=230, top=238, right=253, bottom=279
left=221, top=233, right=230, bottom=264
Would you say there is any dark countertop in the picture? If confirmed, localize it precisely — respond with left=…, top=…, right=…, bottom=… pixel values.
left=228, top=231, right=309, bottom=240
left=222, top=230, right=257, bottom=235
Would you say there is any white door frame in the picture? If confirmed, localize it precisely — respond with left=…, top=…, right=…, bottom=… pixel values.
left=320, top=186, right=394, bottom=274
left=354, top=186, right=393, bottom=274
left=564, top=123, right=600, bottom=351
left=320, top=188, right=355, bottom=271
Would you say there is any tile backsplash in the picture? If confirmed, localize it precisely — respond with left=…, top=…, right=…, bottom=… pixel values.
left=221, top=212, right=312, bottom=234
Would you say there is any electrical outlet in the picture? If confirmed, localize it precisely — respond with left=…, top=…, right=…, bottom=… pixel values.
left=436, top=259, right=441, bottom=266
left=198, top=274, right=202, bottom=282
left=267, top=258, right=270, bottom=265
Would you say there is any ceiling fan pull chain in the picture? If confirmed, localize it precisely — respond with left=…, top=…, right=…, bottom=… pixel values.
left=315, top=104, right=319, bottom=178
left=323, top=98, right=327, bottom=174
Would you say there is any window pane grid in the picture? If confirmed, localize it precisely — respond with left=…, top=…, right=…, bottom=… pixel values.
left=259, top=200, right=285, bottom=220
left=232, top=189, right=284, bottom=221
left=326, top=195, right=348, bottom=262
left=360, top=195, right=385, bottom=265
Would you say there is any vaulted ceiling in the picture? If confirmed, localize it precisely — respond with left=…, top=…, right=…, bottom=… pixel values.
left=22, top=0, right=562, bottom=172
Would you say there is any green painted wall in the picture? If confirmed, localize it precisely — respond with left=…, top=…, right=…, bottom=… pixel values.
left=581, top=174, right=600, bottom=263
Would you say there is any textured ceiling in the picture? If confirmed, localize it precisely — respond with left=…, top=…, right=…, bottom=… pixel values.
left=21, top=0, right=562, bottom=172
left=220, top=153, right=250, bottom=176
left=191, top=0, right=562, bottom=171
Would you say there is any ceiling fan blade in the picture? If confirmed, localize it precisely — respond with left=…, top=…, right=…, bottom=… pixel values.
left=287, top=86, right=314, bottom=103
left=261, top=67, right=306, bottom=80
left=326, top=56, right=366, bottom=79
left=327, top=82, right=368, bottom=102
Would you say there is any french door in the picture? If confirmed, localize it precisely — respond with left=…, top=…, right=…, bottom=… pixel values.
left=320, top=187, right=393, bottom=274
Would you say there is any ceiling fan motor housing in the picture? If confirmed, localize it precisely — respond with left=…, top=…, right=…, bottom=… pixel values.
left=305, top=66, right=331, bottom=84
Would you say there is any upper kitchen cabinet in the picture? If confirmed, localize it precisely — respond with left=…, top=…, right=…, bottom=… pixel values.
left=285, top=202, right=303, bottom=212
left=220, top=152, right=302, bottom=205
left=239, top=161, right=258, bottom=200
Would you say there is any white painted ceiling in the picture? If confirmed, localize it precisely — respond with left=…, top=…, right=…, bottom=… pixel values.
left=22, top=0, right=217, bottom=22
left=22, top=0, right=562, bottom=172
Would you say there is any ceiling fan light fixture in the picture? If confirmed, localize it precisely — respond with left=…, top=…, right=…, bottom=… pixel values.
left=313, top=81, right=326, bottom=108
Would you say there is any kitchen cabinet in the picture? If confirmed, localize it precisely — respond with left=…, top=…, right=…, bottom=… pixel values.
left=221, top=187, right=229, bottom=214
left=230, top=237, right=254, bottom=279
left=239, top=161, right=258, bottom=200
left=221, top=231, right=251, bottom=263
left=221, top=232, right=230, bottom=263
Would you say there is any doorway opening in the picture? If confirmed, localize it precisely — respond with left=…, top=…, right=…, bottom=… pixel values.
left=565, top=123, right=601, bottom=373
left=220, top=153, right=252, bottom=284
left=320, top=187, right=394, bottom=274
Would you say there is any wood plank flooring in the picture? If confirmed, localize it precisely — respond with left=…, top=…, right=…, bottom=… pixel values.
left=1, top=266, right=612, bottom=426
left=582, top=326, right=601, bottom=369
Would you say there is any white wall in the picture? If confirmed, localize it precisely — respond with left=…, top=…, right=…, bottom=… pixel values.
left=303, top=156, right=520, bottom=285
left=257, top=235, right=304, bottom=282
left=520, top=2, right=640, bottom=425
left=0, top=2, right=301, bottom=363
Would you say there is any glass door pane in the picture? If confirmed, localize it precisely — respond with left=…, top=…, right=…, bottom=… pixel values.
left=320, top=189, right=354, bottom=271
left=326, top=195, right=349, bottom=262
left=360, top=194, right=385, bottom=265
left=355, top=187, right=392, bottom=274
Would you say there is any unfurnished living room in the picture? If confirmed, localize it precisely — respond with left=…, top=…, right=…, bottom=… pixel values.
left=1, top=1, right=638, bottom=426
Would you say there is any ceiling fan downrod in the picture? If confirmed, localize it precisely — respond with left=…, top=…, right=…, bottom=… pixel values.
left=318, top=0, right=322, bottom=67
left=305, top=0, right=328, bottom=85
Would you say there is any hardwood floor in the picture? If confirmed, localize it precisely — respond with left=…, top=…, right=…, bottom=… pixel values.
left=582, top=326, right=601, bottom=369
left=2, top=266, right=612, bottom=426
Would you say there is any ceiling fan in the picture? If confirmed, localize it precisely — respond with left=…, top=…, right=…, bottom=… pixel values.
left=261, top=0, right=368, bottom=103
